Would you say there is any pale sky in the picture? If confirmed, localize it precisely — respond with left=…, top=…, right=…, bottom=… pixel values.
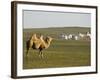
left=23, top=10, right=91, bottom=28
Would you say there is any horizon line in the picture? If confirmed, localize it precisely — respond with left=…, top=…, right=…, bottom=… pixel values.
left=23, top=26, right=91, bottom=29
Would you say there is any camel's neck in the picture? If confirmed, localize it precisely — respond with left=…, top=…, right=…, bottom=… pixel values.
left=44, top=39, right=52, bottom=48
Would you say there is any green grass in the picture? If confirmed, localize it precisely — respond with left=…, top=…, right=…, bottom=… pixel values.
left=23, top=27, right=91, bottom=69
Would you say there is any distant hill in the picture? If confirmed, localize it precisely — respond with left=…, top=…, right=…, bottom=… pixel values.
left=23, top=27, right=90, bottom=39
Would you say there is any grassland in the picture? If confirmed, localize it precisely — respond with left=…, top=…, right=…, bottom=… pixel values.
left=23, top=27, right=91, bottom=69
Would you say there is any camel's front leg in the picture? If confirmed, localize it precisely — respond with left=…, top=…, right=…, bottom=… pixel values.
left=39, top=49, right=43, bottom=58
left=26, top=47, right=30, bottom=56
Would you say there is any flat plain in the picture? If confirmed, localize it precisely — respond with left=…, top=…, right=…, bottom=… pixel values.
left=23, top=27, right=90, bottom=69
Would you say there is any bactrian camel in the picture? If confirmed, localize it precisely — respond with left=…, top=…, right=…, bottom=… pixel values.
left=26, top=34, right=53, bottom=58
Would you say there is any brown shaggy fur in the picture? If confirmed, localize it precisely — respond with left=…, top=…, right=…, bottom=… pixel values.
left=26, top=34, right=53, bottom=57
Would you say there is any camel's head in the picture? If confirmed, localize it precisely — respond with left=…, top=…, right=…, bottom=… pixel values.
left=46, top=36, right=53, bottom=42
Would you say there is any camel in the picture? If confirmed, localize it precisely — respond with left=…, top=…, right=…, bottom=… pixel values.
left=26, top=34, right=53, bottom=58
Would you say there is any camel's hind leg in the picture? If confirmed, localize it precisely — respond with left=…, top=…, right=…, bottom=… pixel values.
left=26, top=40, right=30, bottom=56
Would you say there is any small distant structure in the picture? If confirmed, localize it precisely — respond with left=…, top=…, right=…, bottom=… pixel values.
left=86, top=32, right=91, bottom=39
left=68, top=34, right=73, bottom=40
left=74, top=35, right=79, bottom=40
left=60, top=34, right=66, bottom=40
left=79, top=33, right=85, bottom=38
left=59, top=32, right=91, bottom=41
left=64, top=35, right=68, bottom=40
